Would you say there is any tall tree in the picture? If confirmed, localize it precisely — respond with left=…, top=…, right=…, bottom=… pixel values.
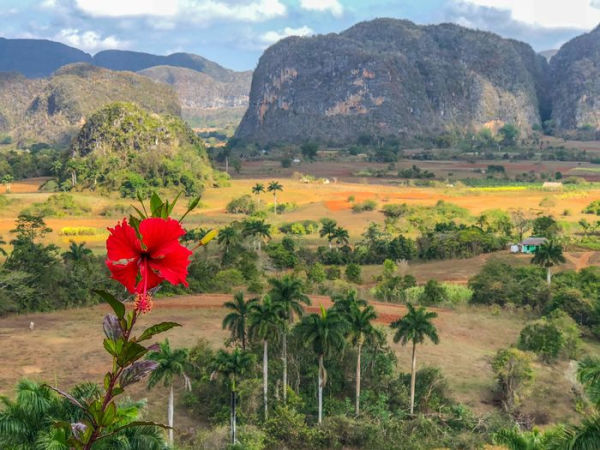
left=296, top=305, right=348, bottom=423
left=269, top=275, right=311, bottom=402
left=267, top=181, right=283, bottom=214
left=252, top=183, right=265, bottom=208
left=211, top=349, right=255, bottom=444
left=242, top=219, right=271, bottom=252
left=531, top=240, right=566, bottom=286
left=217, top=223, right=240, bottom=254
left=319, top=218, right=338, bottom=249
left=146, top=339, right=190, bottom=447
left=345, top=302, right=379, bottom=416
left=249, top=294, right=283, bottom=420
left=333, top=226, right=350, bottom=247
left=222, top=292, right=259, bottom=350
left=390, top=303, right=439, bottom=415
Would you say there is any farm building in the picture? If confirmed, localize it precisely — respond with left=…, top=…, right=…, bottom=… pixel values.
left=510, top=237, right=547, bottom=254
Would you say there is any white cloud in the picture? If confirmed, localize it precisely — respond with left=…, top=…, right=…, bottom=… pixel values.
left=460, top=0, right=600, bottom=29
left=75, top=0, right=178, bottom=17
left=74, top=0, right=286, bottom=22
left=260, top=25, right=313, bottom=45
left=299, top=0, right=343, bottom=16
left=182, top=0, right=286, bottom=23
left=54, top=29, right=128, bottom=52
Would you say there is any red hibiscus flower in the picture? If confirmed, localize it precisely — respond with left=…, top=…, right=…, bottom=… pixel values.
left=106, top=218, right=192, bottom=310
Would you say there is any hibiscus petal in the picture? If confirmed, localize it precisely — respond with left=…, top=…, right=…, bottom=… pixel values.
left=106, top=259, right=138, bottom=294
left=149, top=244, right=192, bottom=287
left=106, top=220, right=141, bottom=262
left=139, top=218, right=186, bottom=254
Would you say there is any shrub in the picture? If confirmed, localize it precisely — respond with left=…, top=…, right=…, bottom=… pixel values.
left=213, top=269, right=245, bottom=292
left=326, top=266, right=341, bottom=280
left=583, top=199, right=600, bottom=215
left=100, top=204, right=130, bottom=217
left=23, top=193, right=91, bottom=217
left=226, top=195, right=256, bottom=215
left=345, top=263, right=362, bottom=284
left=307, top=263, right=326, bottom=283
left=352, top=199, right=377, bottom=213
left=419, top=280, right=446, bottom=305
left=518, top=311, right=580, bottom=362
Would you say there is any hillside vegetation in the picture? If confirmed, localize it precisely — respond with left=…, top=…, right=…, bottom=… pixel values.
left=65, top=102, right=216, bottom=196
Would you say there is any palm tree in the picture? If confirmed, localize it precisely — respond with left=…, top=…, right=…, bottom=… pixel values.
left=211, top=348, right=255, bottom=444
left=0, top=379, right=56, bottom=447
left=577, top=356, right=600, bottom=406
left=296, top=305, right=348, bottom=423
left=333, top=226, right=350, bottom=247
left=252, top=183, right=265, bottom=208
left=249, top=295, right=283, bottom=420
left=390, top=303, right=439, bottom=415
left=269, top=275, right=311, bottom=402
left=146, top=339, right=189, bottom=447
left=218, top=224, right=240, bottom=254
left=345, top=301, right=379, bottom=416
left=222, top=292, right=258, bottom=350
left=531, top=240, right=566, bottom=286
left=267, top=181, right=283, bottom=214
left=319, top=219, right=337, bottom=249
left=0, top=236, right=6, bottom=256
left=242, top=219, right=271, bottom=252
left=62, top=241, right=92, bottom=263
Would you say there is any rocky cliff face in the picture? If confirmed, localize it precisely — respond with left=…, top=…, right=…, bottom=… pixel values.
left=236, top=19, right=550, bottom=144
left=0, top=63, right=179, bottom=145
left=550, top=26, right=600, bottom=130
left=138, top=65, right=251, bottom=127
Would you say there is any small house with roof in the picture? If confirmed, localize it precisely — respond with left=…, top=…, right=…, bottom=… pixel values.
left=510, top=237, right=547, bottom=254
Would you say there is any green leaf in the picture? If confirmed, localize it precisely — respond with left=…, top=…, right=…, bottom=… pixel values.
left=94, top=290, right=125, bottom=319
left=103, top=339, right=117, bottom=357
left=150, top=193, right=163, bottom=217
left=136, top=191, right=149, bottom=217
left=112, top=387, right=123, bottom=397
left=131, top=205, right=146, bottom=221
left=168, top=192, right=182, bottom=215
left=199, top=229, right=217, bottom=246
left=137, top=322, right=181, bottom=342
left=101, top=402, right=117, bottom=426
left=117, top=342, right=147, bottom=367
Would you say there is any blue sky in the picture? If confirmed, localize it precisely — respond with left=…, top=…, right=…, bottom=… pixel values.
left=1, top=0, right=598, bottom=71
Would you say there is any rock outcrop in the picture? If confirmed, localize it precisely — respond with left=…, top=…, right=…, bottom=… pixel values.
left=236, top=19, right=550, bottom=144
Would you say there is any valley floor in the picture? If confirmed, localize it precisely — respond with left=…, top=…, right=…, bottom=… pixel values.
left=0, top=293, right=597, bottom=429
